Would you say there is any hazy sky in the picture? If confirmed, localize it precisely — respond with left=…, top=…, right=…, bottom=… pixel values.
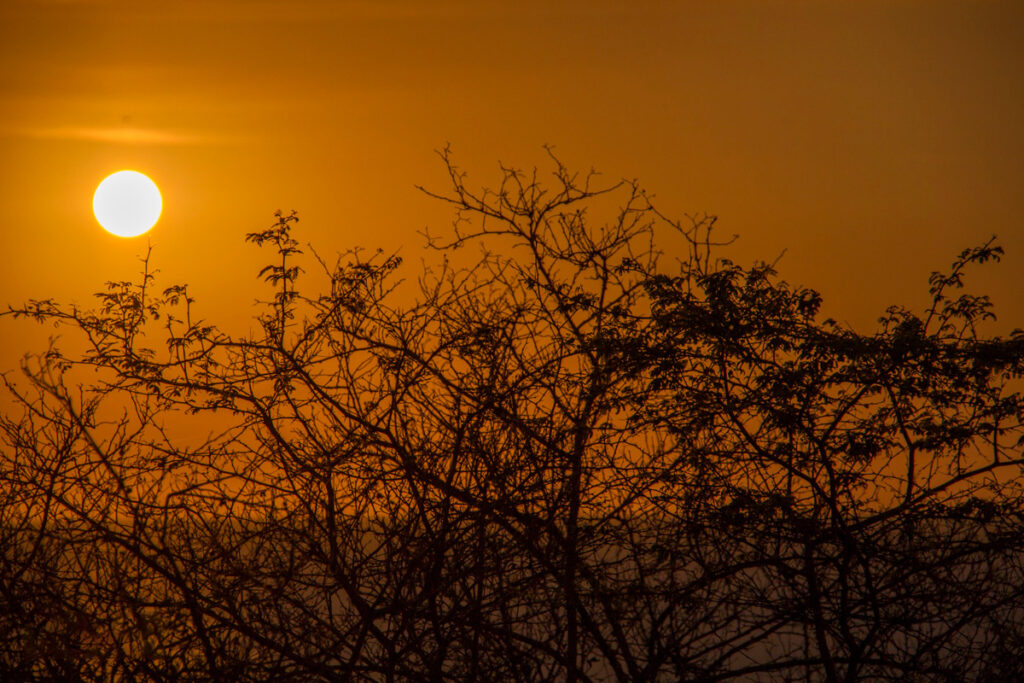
left=1, top=0, right=1022, bottom=368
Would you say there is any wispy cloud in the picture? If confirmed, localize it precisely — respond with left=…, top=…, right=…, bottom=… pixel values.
left=11, top=125, right=221, bottom=145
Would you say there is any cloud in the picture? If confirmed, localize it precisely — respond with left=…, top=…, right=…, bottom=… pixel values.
left=12, top=125, right=219, bottom=146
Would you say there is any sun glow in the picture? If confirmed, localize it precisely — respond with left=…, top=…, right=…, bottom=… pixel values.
left=93, top=170, right=162, bottom=237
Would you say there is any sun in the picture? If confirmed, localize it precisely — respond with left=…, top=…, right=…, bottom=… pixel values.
left=93, top=170, right=162, bottom=237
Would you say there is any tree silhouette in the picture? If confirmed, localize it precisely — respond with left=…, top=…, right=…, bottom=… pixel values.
left=3, top=150, right=1024, bottom=681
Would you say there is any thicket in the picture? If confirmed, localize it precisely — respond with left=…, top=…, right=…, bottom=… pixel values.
left=3, top=151, right=1023, bottom=681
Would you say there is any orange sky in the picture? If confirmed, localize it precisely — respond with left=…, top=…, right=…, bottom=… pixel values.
left=2, top=0, right=1022, bottom=370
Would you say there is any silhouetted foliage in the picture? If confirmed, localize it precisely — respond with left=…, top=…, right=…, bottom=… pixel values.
left=3, top=150, right=1024, bottom=681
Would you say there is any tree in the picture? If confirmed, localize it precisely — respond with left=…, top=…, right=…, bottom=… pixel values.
left=3, top=149, right=1024, bottom=681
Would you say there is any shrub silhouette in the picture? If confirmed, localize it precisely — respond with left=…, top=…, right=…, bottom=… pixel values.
left=3, top=150, right=1024, bottom=681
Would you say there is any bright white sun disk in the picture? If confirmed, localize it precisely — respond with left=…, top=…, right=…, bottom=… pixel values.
left=93, top=170, right=162, bottom=237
